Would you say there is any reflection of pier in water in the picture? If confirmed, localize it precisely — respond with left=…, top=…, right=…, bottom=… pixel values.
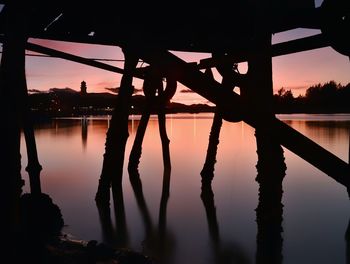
left=81, top=117, right=88, bottom=151
left=201, top=180, right=250, bottom=264
left=97, top=163, right=176, bottom=264
left=80, top=116, right=112, bottom=151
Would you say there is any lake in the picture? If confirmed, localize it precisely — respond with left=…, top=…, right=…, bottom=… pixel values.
left=20, top=113, right=350, bottom=264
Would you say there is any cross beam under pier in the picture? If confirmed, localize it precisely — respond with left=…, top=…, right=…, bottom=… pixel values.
left=130, top=46, right=350, bottom=187
left=0, top=39, right=146, bottom=80
left=198, top=34, right=329, bottom=69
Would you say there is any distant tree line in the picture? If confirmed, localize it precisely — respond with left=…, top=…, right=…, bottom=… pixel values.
left=274, top=81, right=350, bottom=113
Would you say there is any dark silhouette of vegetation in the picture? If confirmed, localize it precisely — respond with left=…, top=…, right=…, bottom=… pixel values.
left=274, top=81, right=350, bottom=113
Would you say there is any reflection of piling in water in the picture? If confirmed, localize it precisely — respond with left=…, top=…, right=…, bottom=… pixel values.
left=129, top=168, right=153, bottom=236
left=200, top=126, right=286, bottom=264
left=346, top=219, right=350, bottom=264
left=96, top=203, right=115, bottom=245
left=201, top=181, right=220, bottom=245
left=96, top=183, right=129, bottom=248
left=128, top=164, right=175, bottom=264
left=200, top=178, right=249, bottom=264
left=112, top=183, right=129, bottom=247
left=95, top=51, right=138, bottom=205
left=158, top=165, right=171, bottom=240
left=81, top=117, right=88, bottom=151
left=128, top=113, right=175, bottom=264
left=255, top=130, right=286, bottom=264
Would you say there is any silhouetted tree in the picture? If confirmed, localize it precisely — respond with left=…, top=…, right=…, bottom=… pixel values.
left=304, top=81, right=343, bottom=112
left=274, top=88, right=295, bottom=113
left=274, top=81, right=350, bottom=113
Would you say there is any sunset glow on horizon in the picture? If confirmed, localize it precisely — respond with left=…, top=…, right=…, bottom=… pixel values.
left=1, top=1, right=349, bottom=105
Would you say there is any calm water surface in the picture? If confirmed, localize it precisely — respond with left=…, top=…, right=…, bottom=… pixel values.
left=21, top=113, right=350, bottom=264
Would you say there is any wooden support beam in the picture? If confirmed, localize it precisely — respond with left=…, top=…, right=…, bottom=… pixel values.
left=25, top=42, right=126, bottom=75
left=0, top=39, right=146, bottom=79
left=198, top=34, right=329, bottom=69
left=131, top=46, right=350, bottom=187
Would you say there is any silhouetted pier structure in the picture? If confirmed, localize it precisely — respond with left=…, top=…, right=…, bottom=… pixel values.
left=0, top=0, right=349, bottom=259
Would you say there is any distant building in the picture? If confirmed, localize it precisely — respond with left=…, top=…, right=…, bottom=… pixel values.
left=80, top=80, right=87, bottom=95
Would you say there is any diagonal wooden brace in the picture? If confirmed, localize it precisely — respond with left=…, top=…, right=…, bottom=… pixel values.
left=130, top=47, right=350, bottom=188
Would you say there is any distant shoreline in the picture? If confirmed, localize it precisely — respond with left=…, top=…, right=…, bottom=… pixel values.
left=28, top=80, right=350, bottom=120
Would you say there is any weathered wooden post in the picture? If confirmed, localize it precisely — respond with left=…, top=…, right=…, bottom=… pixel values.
left=200, top=67, right=223, bottom=182
left=128, top=67, right=161, bottom=170
left=0, top=4, right=45, bottom=261
left=201, top=61, right=241, bottom=182
left=156, top=75, right=176, bottom=170
left=248, top=3, right=286, bottom=264
left=128, top=66, right=176, bottom=171
left=1, top=4, right=43, bottom=198
left=200, top=113, right=222, bottom=182
left=95, top=49, right=138, bottom=205
left=0, top=4, right=26, bottom=251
